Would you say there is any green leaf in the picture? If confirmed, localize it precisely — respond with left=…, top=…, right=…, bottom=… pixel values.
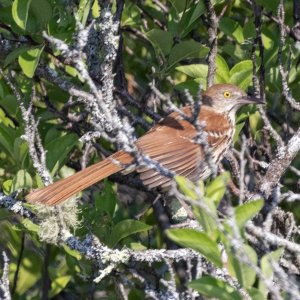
left=12, top=0, right=32, bottom=30
left=206, top=172, right=230, bottom=206
left=224, top=44, right=247, bottom=61
left=65, top=65, right=81, bottom=79
left=95, top=180, right=117, bottom=218
left=0, top=123, right=15, bottom=159
left=168, top=40, right=209, bottom=70
left=247, top=288, right=266, bottom=300
left=92, top=0, right=100, bottom=18
left=215, top=54, right=230, bottom=83
left=262, top=32, right=274, bottom=51
left=63, top=245, right=82, bottom=260
left=166, top=228, right=222, bottom=267
left=18, top=46, right=44, bottom=78
left=259, top=248, right=283, bottom=297
left=235, top=199, right=264, bottom=229
left=122, top=3, right=140, bottom=27
left=167, top=4, right=181, bottom=36
left=227, top=244, right=257, bottom=289
left=29, top=0, right=52, bottom=27
left=45, top=133, right=78, bottom=175
left=58, top=165, right=75, bottom=179
left=179, top=1, right=205, bottom=37
left=3, top=180, right=12, bottom=194
left=230, top=60, right=253, bottom=78
left=6, top=222, right=42, bottom=294
left=189, top=276, right=242, bottom=300
left=0, top=83, right=3, bottom=98
left=175, top=176, right=218, bottom=234
left=168, top=0, right=187, bottom=14
left=0, top=95, right=19, bottom=119
left=249, top=111, right=263, bottom=136
left=233, top=122, right=245, bottom=143
left=175, top=78, right=206, bottom=96
left=236, top=110, right=253, bottom=123
left=4, top=46, right=32, bottom=67
left=255, top=0, right=280, bottom=12
left=44, top=127, right=61, bottom=145
left=243, top=20, right=256, bottom=40
left=129, top=242, right=147, bottom=251
left=194, top=205, right=219, bottom=236
left=230, top=70, right=253, bottom=90
left=176, top=64, right=208, bottom=79
left=77, top=0, right=92, bottom=26
left=21, top=219, right=39, bottom=233
left=13, top=137, right=29, bottom=168
left=11, top=169, right=32, bottom=192
left=146, top=29, right=173, bottom=56
left=219, top=17, right=244, bottom=44
left=108, top=220, right=152, bottom=248
left=229, top=60, right=253, bottom=90
left=260, top=248, right=283, bottom=278
left=267, top=67, right=280, bottom=90
left=0, top=108, right=15, bottom=127
left=49, top=275, right=72, bottom=298
left=175, top=175, right=198, bottom=200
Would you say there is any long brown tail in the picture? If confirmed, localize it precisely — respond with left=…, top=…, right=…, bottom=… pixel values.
left=26, top=150, right=133, bottom=206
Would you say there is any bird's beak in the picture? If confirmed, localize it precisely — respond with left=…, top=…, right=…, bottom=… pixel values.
left=239, top=95, right=265, bottom=105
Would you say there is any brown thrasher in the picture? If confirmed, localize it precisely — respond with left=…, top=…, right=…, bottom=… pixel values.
left=26, top=84, right=263, bottom=205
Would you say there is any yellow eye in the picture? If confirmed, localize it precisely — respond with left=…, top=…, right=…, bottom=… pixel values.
left=223, top=91, right=231, bottom=98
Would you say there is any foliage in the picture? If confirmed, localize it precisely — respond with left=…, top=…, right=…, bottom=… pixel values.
left=0, top=0, right=299, bottom=299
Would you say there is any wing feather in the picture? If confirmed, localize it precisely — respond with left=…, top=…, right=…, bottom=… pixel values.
left=140, top=148, right=196, bottom=183
left=135, top=106, right=232, bottom=189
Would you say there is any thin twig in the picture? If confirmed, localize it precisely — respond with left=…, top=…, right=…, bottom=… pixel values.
left=277, top=1, right=300, bottom=111
left=205, top=0, right=218, bottom=87
left=0, top=251, right=11, bottom=300
left=11, top=233, right=25, bottom=296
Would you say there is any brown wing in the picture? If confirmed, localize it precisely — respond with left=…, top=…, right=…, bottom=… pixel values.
left=135, top=110, right=204, bottom=189
left=135, top=106, right=232, bottom=189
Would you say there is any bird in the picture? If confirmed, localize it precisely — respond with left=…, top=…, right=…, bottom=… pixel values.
left=26, top=83, right=264, bottom=206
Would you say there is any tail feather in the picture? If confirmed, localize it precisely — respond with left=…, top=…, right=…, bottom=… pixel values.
left=26, top=150, right=133, bottom=205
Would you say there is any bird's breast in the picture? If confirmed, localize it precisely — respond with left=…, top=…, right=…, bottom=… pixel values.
left=205, top=116, right=235, bottom=164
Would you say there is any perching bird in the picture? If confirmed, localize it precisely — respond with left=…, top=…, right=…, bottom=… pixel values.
left=26, top=83, right=264, bottom=205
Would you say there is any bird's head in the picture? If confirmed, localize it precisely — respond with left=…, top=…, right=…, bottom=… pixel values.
left=202, top=83, right=264, bottom=116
